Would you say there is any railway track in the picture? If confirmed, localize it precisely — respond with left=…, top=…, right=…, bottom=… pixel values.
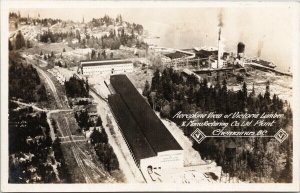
left=63, top=116, right=114, bottom=183
left=25, top=61, right=115, bottom=183
left=23, top=54, right=64, bottom=109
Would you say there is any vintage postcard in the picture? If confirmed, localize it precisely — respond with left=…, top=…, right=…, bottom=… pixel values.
left=1, top=0, right=299, bottom=192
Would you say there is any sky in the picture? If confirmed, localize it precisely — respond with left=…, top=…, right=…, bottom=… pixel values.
left=12, top=5, right=296, bottom=72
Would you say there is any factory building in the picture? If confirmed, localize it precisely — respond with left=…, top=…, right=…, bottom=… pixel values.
left=108, top=75, right=183, bottom=170
left=80, top=59, right=133, bottom=75
left=193, top=48, right=228, bottom=69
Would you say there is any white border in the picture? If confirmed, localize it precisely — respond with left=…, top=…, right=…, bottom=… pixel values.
left=1, top=1, right=299, bottom=192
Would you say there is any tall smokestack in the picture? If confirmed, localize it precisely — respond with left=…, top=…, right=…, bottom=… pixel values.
left=217, top=9, right=224, bottom=69
left=217, top=27, right=222, bottom=69
left=237, top=42, right=245, bottom=58
left=237, top=42, right=245, bottom=67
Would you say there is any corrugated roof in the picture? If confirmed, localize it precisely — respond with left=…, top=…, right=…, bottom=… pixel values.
left=110, top=75, right=182, bottom=156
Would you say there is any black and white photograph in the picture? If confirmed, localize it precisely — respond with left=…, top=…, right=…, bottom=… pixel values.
left=1, top=0, right=299, bottom=192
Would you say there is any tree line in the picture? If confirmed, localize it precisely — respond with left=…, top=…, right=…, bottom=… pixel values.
left=37, top=26, right=147, bottom=50
left=10, top=11, right=62, bottom=27
left=9, top=60, right=47, bottom=102
left=90, top=128, right=119, bottom=172
left=143, top=68, right=293, bottom=182
left=9, top=30, right=33, bottom=50
left=90, top=14, right=144, bottom=35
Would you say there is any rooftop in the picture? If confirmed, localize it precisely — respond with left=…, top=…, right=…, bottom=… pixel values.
left=108, top=94, right=156, bottom=161
left=109, top=75, right=182, bottom=157
left=81, top=59, right=132, bottom=67
left=195, top=49, right=218, bottom=58
left=81, top=58, right=122, bottom=62
left=164, top=51, right=190, bottom=60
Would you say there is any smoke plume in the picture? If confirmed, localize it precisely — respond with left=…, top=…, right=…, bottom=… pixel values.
left=218, top=9, right=224, bottom=27
left=257, top=40, right=264, bottom=58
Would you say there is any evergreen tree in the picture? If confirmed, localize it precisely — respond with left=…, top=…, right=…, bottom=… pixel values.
left=279, top=141, right=292, bottom=182
left=250, top=83, right=255, bottom=97
left=102, top=50, right=106, bottom=59
left=222, top=79, right=227, bottom=93
left=90, top=129, right=102, bottom=145
left=101, top=128, right=108, bottom=144
left=160, top=102, right=171, bottom=118
left=91, top=49, right=96, bottom=59
left=242, top=82, right=247, bottom=100
left=142, top=80, right=150, bottom=96
left=96, top=116, right=102, bottom=126
left=15, top=21, right=18, bottom=29
left=15, top=30, right=26, bottom=49
left=9, top=40, right=13, bottom=51
left=264, top=80, right=271, bottom=103
left=151, top=69, right=160, bottom=91
left=144, top=67, right=292, bottom=183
